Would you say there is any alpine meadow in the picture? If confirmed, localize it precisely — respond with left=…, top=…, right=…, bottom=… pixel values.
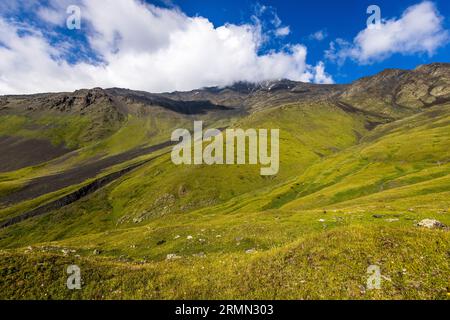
left=1, top=0, right=450, bottom=304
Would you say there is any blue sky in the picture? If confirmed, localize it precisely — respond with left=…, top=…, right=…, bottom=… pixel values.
left=0, top=0, right=449, bottom=94
left=169, top=0, right=450, bottom=83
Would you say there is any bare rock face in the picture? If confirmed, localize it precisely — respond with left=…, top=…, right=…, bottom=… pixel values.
left=417, top=219, right=447, bottom=229
left=339, top=63, right=450, bottom=119
left=2, top=63, right=449, bottom=120
left=20, top=87, right=115, bottom=113
left=396, top=64, right=450, bottom=108
left=1, top=63, right=449, bottom=130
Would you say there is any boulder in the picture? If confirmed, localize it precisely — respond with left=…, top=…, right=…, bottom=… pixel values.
left=417, top=219, right=446, bottom=229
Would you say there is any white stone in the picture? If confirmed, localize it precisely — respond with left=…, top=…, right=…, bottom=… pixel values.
left=417, top=219, right=446, bottom=229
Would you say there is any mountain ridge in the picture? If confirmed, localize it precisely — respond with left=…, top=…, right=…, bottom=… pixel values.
left=2, top=63, right=448, bottom=118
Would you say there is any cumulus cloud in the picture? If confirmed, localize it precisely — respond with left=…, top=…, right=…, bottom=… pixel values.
left=326, top=1, right=449, bottom=65
left=0, top=17, right=98, bottom=94
left=0, top=0, right=333, bottom=94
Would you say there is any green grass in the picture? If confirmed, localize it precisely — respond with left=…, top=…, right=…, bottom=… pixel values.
left=1, top=222, right=449, bottom=299
left=0, top=101, right=449, bottom=300
left=0, top=114, right=96, bottom=149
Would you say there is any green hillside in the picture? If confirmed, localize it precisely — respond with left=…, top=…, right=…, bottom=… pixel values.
left=0, top=64, right=449, bottom=300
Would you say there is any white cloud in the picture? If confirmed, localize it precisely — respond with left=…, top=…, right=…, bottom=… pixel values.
left=0, top=17, right=98, bottom=94
left=0, top=0, right=333, bottom=94
left=250, top=3, right=291, bottom=41
left=275, top=26, right=290, bottom=37
left=326, top=1, right=449, bottom=65
left=36, top=0, right=76, bottom=26
left=37, top=7, right=65, bottom=25
left=309, top=30, right=327, bottom=41
left=313, top=62, right=334, bottom=84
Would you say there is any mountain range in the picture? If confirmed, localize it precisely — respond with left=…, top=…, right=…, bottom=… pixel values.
left=0, top=63, right=449, bottom=299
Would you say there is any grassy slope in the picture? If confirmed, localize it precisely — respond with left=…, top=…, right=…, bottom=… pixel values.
left=278, top=104, right=450, bottom=211
left=0, top=102, right=449, bottom=300
left=0, top=101, right=366, bottom=243
left=0, top=104, right=239, bottom=214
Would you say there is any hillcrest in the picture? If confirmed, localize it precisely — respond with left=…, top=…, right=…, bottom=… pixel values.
left=171, top=121, right=280, bottom=176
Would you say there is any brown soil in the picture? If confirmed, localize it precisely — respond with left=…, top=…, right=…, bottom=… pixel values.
left=0, top=159, right=152, bottom=229
left=0, top=136, right=70, bottom=173
left=1, top=141, right=173, bottom=206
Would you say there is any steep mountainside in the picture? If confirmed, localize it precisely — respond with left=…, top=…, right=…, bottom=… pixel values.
left=339, top=63, right=450, bottom=119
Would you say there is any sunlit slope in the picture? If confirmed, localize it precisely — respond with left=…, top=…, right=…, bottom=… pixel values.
left=0, top=88, right=240, bottom=174
left=263, top=104, right=450, bottom=211
left=0, top=95, right=240, bottom=218
left=0, top=102, right=449, bottom=300
left=105, top=102, right=367, bottom=222
left=1, top=204, right=449, bottom=299
left=0, top=101, right=367, bottom=247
